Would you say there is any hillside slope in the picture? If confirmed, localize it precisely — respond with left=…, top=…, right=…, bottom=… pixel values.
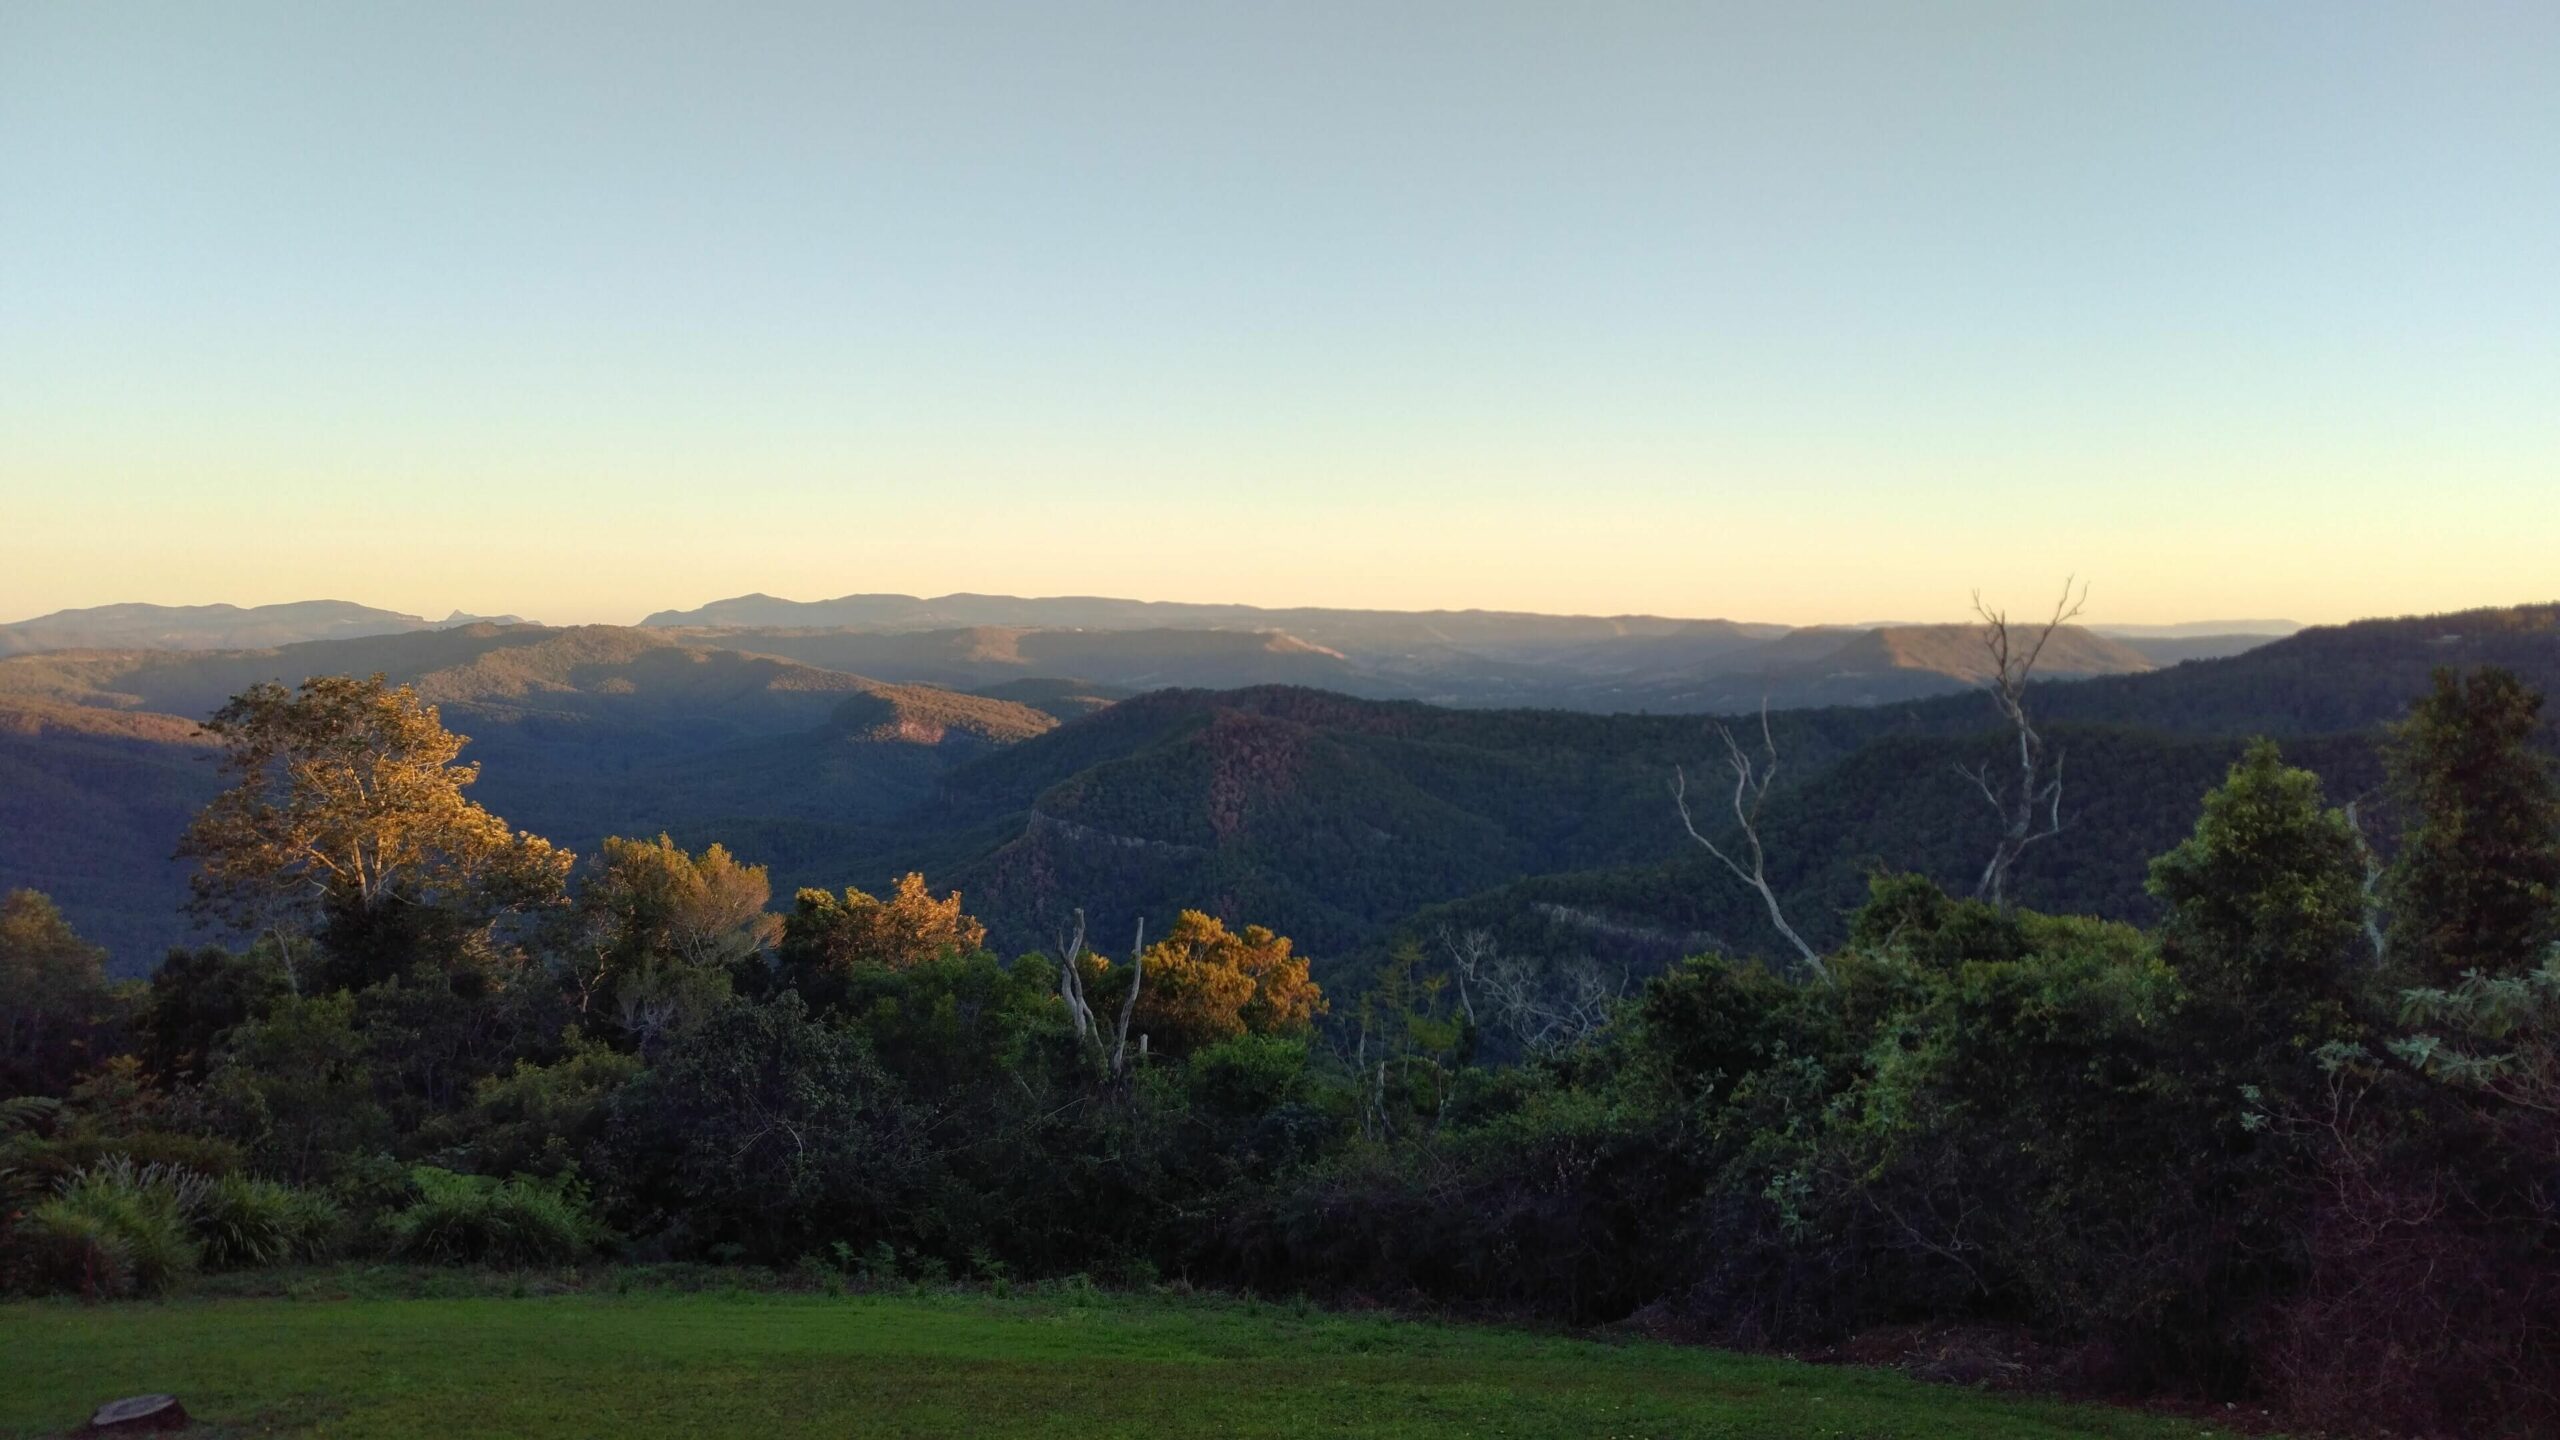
left=0, top=625, right=1054, bottom=971
left=870, top=605, right=2559, bottom=968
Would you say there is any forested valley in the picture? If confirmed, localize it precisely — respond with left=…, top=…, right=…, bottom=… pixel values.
left=5, top=602, right=2560, bottom=1437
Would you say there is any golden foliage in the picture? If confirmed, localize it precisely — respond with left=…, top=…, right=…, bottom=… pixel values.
left=562, top=835, right=780, bottom=1032
left=1089, top=910, right=1325, bottom=1056
left=176, top=674, right=571, bottom=948
left=784, top=872, right=988, bottom=974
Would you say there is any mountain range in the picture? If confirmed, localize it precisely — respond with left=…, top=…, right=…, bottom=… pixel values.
left=4, top=594, right=2290, bottom=710
left=0, top=596, right=2545, bottom=980
left=0, top=601, right=525, bottom=657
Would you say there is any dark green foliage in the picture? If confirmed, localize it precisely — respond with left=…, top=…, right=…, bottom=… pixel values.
left=207, top=991, right=392, bottom=1186
left=825, top=949, right=1071, bottom=1101
left=194, top=1171, right=342, bottom=1269
left=351, top=960, right=573, bottom=1134
left=382, top=1166, right=599, bottom=1266
left=0, top=889, right=127, bottom=1096
left=600, top=995, right=924, bottom=1262
left=2385, top=666, right=2560, bottom=979
left=141, top=944, right=292, bottom=1083
left=9, top=1159, right=204, bottom=1298
left=1846, top=872, right=2030, bottom=970
left=15, top=654, right=2560, bottom=1435
left=432, top=1035, right=641, bottom=1182
left=2151, top=740, right=2368, bottom=993
left=2148, top=740, right=2371, bottom=1089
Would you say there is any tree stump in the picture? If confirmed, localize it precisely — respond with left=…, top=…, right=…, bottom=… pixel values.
left=85, top=1395, right=189, bottom=1433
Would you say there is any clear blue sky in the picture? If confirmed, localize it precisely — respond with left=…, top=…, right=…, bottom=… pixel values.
left=3, top=2, right=2553, bottom=626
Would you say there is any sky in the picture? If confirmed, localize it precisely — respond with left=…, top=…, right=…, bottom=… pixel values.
left=2, top=3, right=2554, bottom=629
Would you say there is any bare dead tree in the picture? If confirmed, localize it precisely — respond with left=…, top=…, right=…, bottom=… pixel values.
left=1673, top=706, right=1828, bottom=982
left=1053, top=909, right=1146, bottom=1080
left=1957, top=579, right=2087, bottom=908
left=1436, top=925, right=1493, bottom=1030
left=1056, top=910, right=1097, bottom=1043
left=1435, top=926, right=1625, bottom=1052
left=1111, top=917, right=1145, bottom=1078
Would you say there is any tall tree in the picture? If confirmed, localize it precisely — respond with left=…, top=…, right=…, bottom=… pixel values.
left=2148, top=739, right=2367, bottom=1048
left=0, top=889, right=119, bottom=1095
left=1091, top=910, right=1324, bottom=1057
left=177, top=674, right=571, bottom=989
left=779, top=874, right=988, bottom=1007
left=1672, top=707, right=1826, bottom=981
left=2384, top=667, right=2560, bottom=980
left=561, top=835, right=779, bottom=1045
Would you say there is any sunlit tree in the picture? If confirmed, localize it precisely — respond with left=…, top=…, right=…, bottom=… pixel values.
left=779, top=873, right=988, bottom=1008
left=177, top=674, right=572, bottom=988
left=1087, top=910, right=1324, bottom=1057
left=562, top=835, right=779, bottom=1043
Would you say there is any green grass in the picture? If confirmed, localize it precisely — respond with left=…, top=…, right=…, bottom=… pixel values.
left=2, top=1283, right=2248, bottom=1439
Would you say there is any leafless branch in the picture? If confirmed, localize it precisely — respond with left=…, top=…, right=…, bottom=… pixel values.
left=1963, top=578, right=2086, bottom=907
left=1436, top=926, right=1625, bottom=1052
left=1055, top=909, right=1095, bottom=1044
left=1671, top=703, right=1827, bottom=982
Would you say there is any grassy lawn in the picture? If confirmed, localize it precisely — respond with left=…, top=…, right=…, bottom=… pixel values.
left=2, top=1281, right=2251, bottom=1439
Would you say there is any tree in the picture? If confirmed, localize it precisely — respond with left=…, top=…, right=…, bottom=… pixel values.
left=141, top=943, right=293, bottom=1083
left=1672, top=707, right=1825, bottom=980
left=560, top=835, right=780, bottom=1047
left=601, top=994, right=922, bottom=1261
left=1051, top=910, right=1145, bottom=1081
left=1094, top=910, right=1324, bottom=1057
left=0, top=889, right=120, bottom=1095
left=441, top=1033, right=643, bottom=1182
left=2149, top=739, right=2368, bottom=1007
left=778, top=874, right=988, bottom=1003
left=1435, top=925, right=1620, bottom=1056
left=208, top=990, right=390, bottom=1185
left=1958, top=579, right=2086, bottom=908
left=177, top=675, right=571, bottom=989
left=2384, top=667, right=2560, bottom=981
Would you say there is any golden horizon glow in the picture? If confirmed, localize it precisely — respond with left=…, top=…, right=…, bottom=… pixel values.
left=4, top=5, right=2554, bottom=630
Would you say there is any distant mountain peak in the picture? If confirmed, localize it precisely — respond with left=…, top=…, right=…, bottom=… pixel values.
left=0, top=599, right=432, bottom=657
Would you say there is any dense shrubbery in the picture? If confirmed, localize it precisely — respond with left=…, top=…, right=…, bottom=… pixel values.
left=382, top=1167, right=599, bottom=1266
left=3, top=1155, right=340, bottom=1295
left=5, top=667, right=2558, bottom=1437
left=14, top=1160, right=203, bottom=1298
left=196, top=1171, right=343, bottom=1270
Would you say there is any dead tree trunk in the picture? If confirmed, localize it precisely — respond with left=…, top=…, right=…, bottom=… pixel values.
left=1673, top=705, right=1828, bottom=983
left=1054, top=910, right=1145, bottom=1080
left=1959, top=580, right=2085, bottom=909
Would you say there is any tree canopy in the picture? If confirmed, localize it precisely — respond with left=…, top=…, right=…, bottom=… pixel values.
left=177, top=674, right=571, bottom=985
left=2385, top=666, right=2560, bottom=979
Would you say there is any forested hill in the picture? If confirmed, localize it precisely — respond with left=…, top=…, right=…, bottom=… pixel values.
left=868, top=604, right=2560, bottom=970
left=3, top=602, right=2551, bottom=978
left=0, top=625, right=1056, bottom=968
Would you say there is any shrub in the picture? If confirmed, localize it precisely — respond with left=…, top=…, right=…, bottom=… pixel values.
left=11, top=1159, right=205, bottom=1298
left=382, top=1166, right=600, bottom=1266
left=195, top=1172, right=343, bottom=1269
